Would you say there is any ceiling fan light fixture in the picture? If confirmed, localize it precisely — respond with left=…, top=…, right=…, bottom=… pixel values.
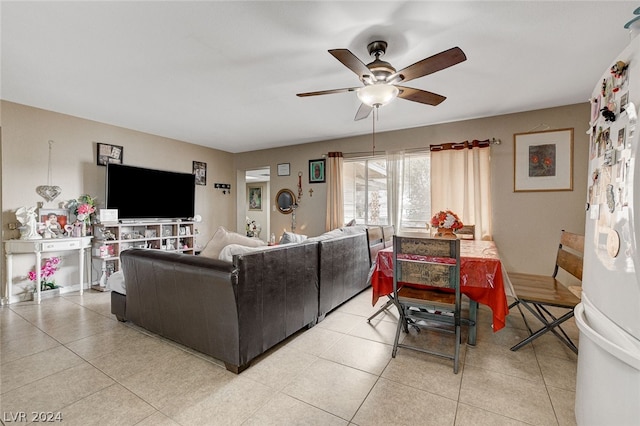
left=357, top=84, right=399, bottom=107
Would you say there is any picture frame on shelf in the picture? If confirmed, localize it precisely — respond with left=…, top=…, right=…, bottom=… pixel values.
left=193, top=161, right=207, bottom=185
left=38, top=208, right=69, bottom=230
left=248, top=186, right=262, bottom=211
left=277, top=163, right=290, bottom=176
left=309, top=159, right=326, bottom=183
left=96, top=143, right=124, bottom=166
left=513, top=128, right=574, bottom=192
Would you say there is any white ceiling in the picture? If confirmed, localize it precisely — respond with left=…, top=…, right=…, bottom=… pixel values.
left=2, top=1, right=639, bottom=153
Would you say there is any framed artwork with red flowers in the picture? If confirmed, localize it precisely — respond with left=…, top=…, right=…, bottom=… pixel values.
left=514, top=128, right=574, bottom=192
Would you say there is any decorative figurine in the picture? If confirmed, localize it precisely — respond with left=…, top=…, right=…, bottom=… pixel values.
left=15, top=206, right=41, bottom=240
left=71, top=219, right=84, bottom=238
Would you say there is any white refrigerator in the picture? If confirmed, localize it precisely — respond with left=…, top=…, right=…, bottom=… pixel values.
left=575, top=35, right=640, bottom=425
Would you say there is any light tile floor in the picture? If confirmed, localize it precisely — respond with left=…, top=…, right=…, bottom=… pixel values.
left=0, top=289, right=578, bottom=425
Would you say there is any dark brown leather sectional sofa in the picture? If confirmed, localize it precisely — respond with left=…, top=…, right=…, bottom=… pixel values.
left=111, top=227, right=377, bottom=373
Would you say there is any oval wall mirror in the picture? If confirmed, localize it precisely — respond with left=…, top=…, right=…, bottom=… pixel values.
left=276, top=189, right=296, bottom=214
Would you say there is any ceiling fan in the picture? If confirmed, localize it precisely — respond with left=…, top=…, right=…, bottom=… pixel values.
left=297, top=41, right=467, bottom=121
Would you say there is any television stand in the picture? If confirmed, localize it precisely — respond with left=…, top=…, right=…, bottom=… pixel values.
left=91, top=220, right=195, bottom=290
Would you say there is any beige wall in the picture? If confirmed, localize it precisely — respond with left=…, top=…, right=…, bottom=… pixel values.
left=1, top=101, right=235, bottom=301
left=2, top=100, right=590, bottom=301
left=235, top=102, right=591, bottom=275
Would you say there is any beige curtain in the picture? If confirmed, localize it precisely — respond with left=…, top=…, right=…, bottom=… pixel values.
left=430, top=140, right=492, bottom=240
left=386, top=150, right=404, bottom=232
left=326, top=152, right=344, bottom=231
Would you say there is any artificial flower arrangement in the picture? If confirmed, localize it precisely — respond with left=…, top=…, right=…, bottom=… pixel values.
left=430, top=210, right=464, bottom=230
left=28, top=256, right=61, bottom=291
left=67, top=194, right=97, bottom=223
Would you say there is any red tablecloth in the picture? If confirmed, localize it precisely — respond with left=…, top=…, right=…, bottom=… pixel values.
left=371, top=240, right=509, bottom=331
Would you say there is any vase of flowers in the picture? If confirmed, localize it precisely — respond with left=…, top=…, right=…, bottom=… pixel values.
left=67, top=194, right=96, bottom=236
left=246, top=217, right=261, bottom=238
left=28, top=256, right=61, bottom=292
left=430, top=210, right=463, bottom=239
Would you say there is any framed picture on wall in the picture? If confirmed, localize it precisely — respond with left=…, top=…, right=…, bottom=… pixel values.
left=277, top=163, right=290, bottom=176
left=96, top=143, right=123, bottom=166
left=193, top=161, right=207, bottom=185
left=248, top=186, right=262, bottom=210
left=309, top=159, right=326, bottom=183
left=514, top=128, right=574, bottom=192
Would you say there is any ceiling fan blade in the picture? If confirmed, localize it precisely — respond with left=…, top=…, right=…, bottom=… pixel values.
left=397, top=86, right=446, bottom=106
left=329, top=49, right=373, bottom=81
left=297, top=87, right=359, bottom=97
left=354, top=103, right=373, bottom=121
left=388, top=46, right=466, bottom=83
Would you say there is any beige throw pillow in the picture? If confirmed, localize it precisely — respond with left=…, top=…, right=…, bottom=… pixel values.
left=199, top=226, right=266, bottom=259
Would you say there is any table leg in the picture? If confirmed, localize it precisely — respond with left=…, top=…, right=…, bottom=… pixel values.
left=467, top=300, right=478, bottom=346
left=35, top=251, right=42, bottom=304
left=79, top=247, right=85, bottom=295
left=4, top=252, right=13, bottom=305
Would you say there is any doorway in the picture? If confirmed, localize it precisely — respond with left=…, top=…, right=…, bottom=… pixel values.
left=243, top=167, right=270, bottom=242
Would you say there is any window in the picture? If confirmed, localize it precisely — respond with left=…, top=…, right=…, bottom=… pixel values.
left=400, top=152, right=431, bottom=230
left=343, top=158, right=388, bottom=225
left=343, top=152, right=431, bottom=230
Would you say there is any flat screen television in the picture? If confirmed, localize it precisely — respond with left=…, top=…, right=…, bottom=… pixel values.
left=106, top=164, right=196, bottom=221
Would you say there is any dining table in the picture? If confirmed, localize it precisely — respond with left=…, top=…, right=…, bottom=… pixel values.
left=370, top=239, right=511, bottom=336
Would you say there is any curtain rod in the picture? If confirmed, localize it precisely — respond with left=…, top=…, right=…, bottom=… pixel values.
left=329, top=138, right=501, bottom=158
left=430, top=138, right=501, bottom=152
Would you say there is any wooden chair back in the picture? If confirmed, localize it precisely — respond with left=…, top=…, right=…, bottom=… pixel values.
left=554, top=230, right=584, bottom=281
left=366, top=226, right=384, bottom=267
left=382, top=225, right=395, bottom=247
left=455, top=225, right=475, bottom=240
left=393, top=236, right=460, bottom=293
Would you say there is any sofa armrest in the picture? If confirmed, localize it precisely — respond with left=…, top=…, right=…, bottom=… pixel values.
left=233, top=241, right=319, bottom=364
left=318, top=232, right=370, bottom=318
left=120, top=249, right=242, bottom=367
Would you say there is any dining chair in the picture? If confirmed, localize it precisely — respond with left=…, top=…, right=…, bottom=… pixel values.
left=391, top=235, right=469, bottom=373
left=455, top=224, right=475, bottom=240
left=508, top=229, right=583, bottom=353
left=366, top=226, right=384, bottom=266
left=382, top=225, right=395, bottom=247
left=367, top=225, right=396, bottom=322
left=367, top=226, right=393, bottom=322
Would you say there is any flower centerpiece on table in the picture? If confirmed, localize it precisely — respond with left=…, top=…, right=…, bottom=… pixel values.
left=246, top=217, right=261, bottom=238
left=430, top=210, right=463, bottom=238
left=28, top=256, right=61, bottom=291
left=67, top=194, right=97, bottom=235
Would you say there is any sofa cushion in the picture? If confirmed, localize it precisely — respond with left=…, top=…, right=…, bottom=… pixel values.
left=218, top=243, right=279, bottom=262
left=306, top=228, right=345, bottom=242
left=106, top=270, right=126, bottom=294
left=279, top=231, right=308, bottom=245
left=341, top=225, right=367, bottom=235
left=200, top=226, right=267, bottom=259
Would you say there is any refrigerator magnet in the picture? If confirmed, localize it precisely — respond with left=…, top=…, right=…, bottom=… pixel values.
left=606, top=229, right=620, bottom=258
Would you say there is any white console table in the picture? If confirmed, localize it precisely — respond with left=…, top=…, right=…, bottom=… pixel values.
left=3, top=237, right=92, bottom=305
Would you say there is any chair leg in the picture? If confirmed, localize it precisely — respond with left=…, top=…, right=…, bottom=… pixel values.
left=510, top=302, right=578, bottom=353
left=453, top=321, right=460, bottom=374
left=467, top=300, right=478, bottom=346
left=392, top=307, right=404, bottom=357
left=509, top=299, right=534, bottom=335
left=367, top=296, right=394, bottom=322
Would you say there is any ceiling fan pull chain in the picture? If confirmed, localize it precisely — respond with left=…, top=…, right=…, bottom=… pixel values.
left=372, top=107, right=377, bottom=155
left=47, top=139, right=54, bottom=185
